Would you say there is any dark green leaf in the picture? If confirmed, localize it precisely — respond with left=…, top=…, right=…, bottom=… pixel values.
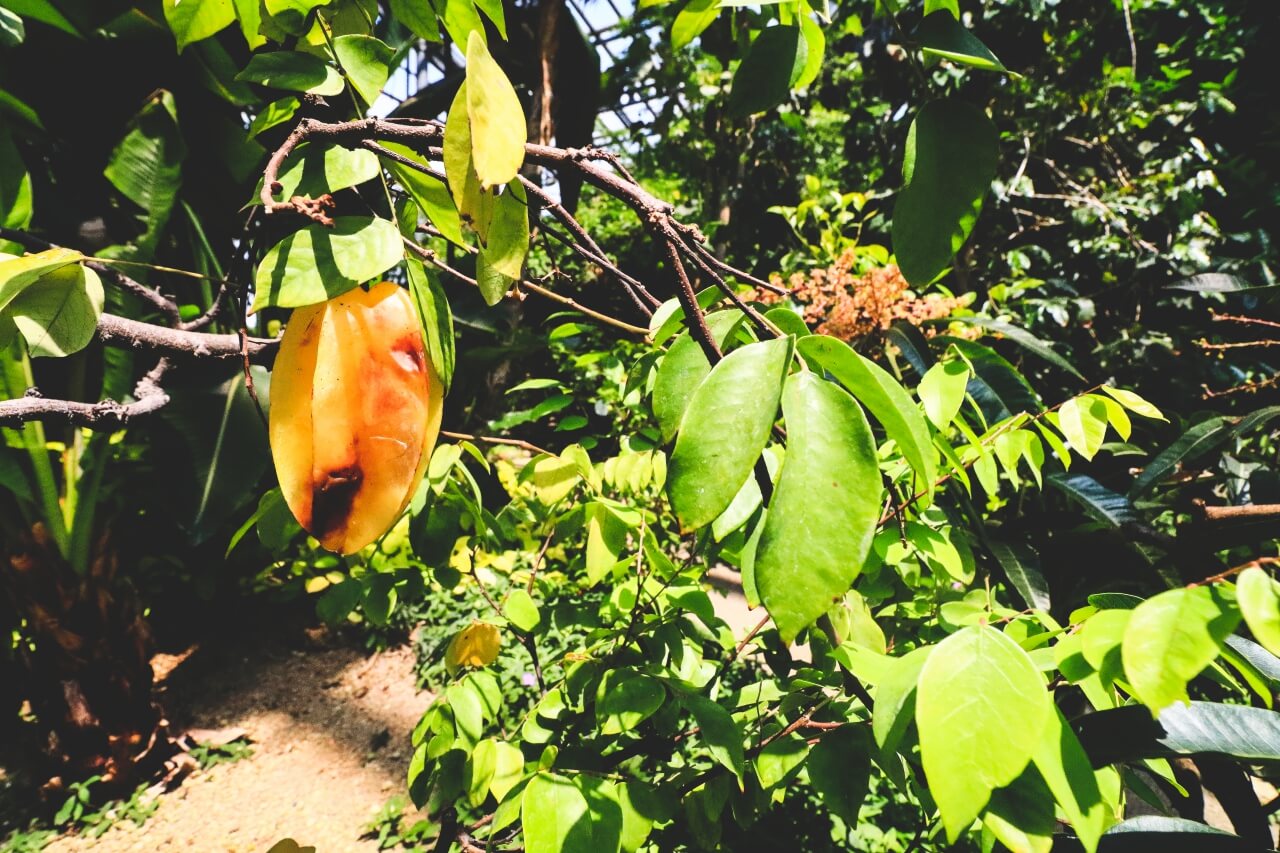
left=987, top=539, right=1050, bottom=611
left=891, top=99, right=998, bottom=286
left=756, top=371, right=882, bottom=643
left=806, top=725, right=871, bottom=825
left=103, top=91, right=186, bottom=258
left=1128, top=416, right=1234, bottom=498
left=1099, top=817, right=1248, bottom=851
left=1047, top=473, right=1138, bottom=527
left=389, top=0, right=441, bottom=42
left=236, top=51, right=345, bottom=96
left=948, top=316, right=1084, bottom=380
left=596, top=671, right=665, bottom=735
left=726, top=26, right=808, bottom=118
left=917, top=12, right=1007, bottom=73
left=685, top=695, right=744, bottom=782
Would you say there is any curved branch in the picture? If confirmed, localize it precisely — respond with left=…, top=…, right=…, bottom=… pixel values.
left=0, top=359, right=172, bottom=429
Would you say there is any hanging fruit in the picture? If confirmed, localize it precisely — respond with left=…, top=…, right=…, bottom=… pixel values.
left=269, top=281, right=443, bottom=555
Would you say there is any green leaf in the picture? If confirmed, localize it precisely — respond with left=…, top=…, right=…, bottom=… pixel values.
left=917, top=11, right=1007, bottom=73
left=522, top=773, right=594, bottom=853
left=1032, top=708, right=1111, bottom=853
left=1058, top=395, right=1109, bottom=461
left=0, top=248, right=83, bottom=312
left=916, top=625, right=1052, bottom=842
left=668, top=337, right=791, bottom=531
left=1047, top=473, right=1138, bottom=527
left=0, top=0, right=78, bottom=37
left=483, top=181, right=529, bottom=279
left=756, top=371, right=881, bottom=643
left=490, top=740, right=526, bottom=802
left=406, top=256, right=455, bottom=392
left=381, top=142, right=466, bottom=247
left=389, top=0, right=440, bottom=42
left=465, top=31, right=526, bottom=189
left=247, top=96, right=300, bottom=139
left=950, top=316, right=1084, bottom=380
left=1099, top=816, right=1249, bottom=850
left=795, top=10, right=825, bottom=89
left=473, top=0, right=506, bottom=38
left=0, top=8, right=20, bottom=46
left=505, top=588, right=541, bottom=632
left=685, top=695, right=744, bottom=783
left=447, top=682, right=485, bottom=742
left=103, top=90, right=186, bottom=258
left=1100, top=386, right=1164, bottom=422
left=1128, top=416, right=1234, bottom=499
left=982, top=765, right=1054, bottom=853
left=1121, top=586, right=1240, bottom=713
left=653, top=310, right=745, bottom=443
left=726, top=26, right=808, bottom=118
left=988, top=539, right=1050, bottom=611
left=435, top=0, right=485, bottom=48
left=872, top=645, right=931, bottom=754
left=917, top=356, right=968, bottom=431
left=1237, top=567, right=1280, bottom=657
left=261, top=143, right=380, bottom=202
left=333, top=34, right=393, bottom=107
left=8, top=264, right=103, bottom=358
left=236, top=51, right=345, bottom=96
left=467, top=738, right=499, bottom=806
left=892, top=99, right=998, bottom=286
left=163, top=0, right=234, bottom=51
left=1166, top=273, right=1278, bottom=294
left=596, top=670, right=665, bottom=735
left=475, top=250, right=513, bottom=307
left=262, top=0, right=331, bottom=34
left=806, top=725, right=871, bottom=825
left=671, top=0, right=719, bottom=50
left=251, top=216, right=403, bottom=310
left=614, top=780, right=670, bottom=853
left=755, top=732, right=808, bottom=789
left=232, top=0, right=265, bottom=48
left=799, top=335, right=936, bottom=503
left=0, top=128, right=33, bottom=230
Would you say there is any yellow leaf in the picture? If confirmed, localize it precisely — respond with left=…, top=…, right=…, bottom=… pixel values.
left=443, top=82, right=493, bottom=240
left=465, top=31, right=526, bottom=189
left=446, top=621, right=501, bottom=674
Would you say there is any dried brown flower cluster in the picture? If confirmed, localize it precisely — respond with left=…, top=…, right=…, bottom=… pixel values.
left=752, top=251, right=965, bottom=343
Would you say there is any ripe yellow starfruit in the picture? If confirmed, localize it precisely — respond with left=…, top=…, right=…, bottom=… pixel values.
left=269, top=281, right=443, bottom=555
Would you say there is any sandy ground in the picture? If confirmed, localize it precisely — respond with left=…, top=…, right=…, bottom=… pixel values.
left=47, top=634, right=432, bottom=853
left=41, top=576, right=763, bottom=853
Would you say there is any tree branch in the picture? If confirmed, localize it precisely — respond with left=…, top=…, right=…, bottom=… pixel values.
left=0, top=359, right=172, bottom=429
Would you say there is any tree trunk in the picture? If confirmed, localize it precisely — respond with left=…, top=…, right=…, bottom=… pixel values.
left=1, top=523, right=171, bottom=796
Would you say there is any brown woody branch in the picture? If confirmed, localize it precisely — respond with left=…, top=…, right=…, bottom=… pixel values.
left=0, top=359, right=172, bottom=429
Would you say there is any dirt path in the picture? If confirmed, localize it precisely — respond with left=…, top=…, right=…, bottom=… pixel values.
left=48, top=633, right=432, bottom=853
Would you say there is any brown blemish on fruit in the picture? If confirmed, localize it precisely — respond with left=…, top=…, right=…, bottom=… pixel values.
left=311, top=461, right=364, bottom=540
left=389, top=334, right=425, bottom=374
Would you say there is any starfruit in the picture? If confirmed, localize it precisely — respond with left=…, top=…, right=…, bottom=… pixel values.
left=269, top=281, right=443, bottom=554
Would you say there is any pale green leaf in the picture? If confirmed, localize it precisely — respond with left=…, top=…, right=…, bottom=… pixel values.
left=333, top=34, right=393, bottom=107
left=918, top=356, right=968, bottom=430
left=917, top=625, right=1052, bottom=841
left=236, top=51, right=345, bottom=96
left=1121, top=586, right=1239, bottom=713
left=8, top=264, right=103, bottom=358
left=1057, top=395, right=1109, bottom=461
left=1236, top=567, right=1280, bottom=657
left=483, top=181, right=529, bottom=279
left=163, top=0, right=235, bottom=52
left=671, top=0, right=718, bottom=50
